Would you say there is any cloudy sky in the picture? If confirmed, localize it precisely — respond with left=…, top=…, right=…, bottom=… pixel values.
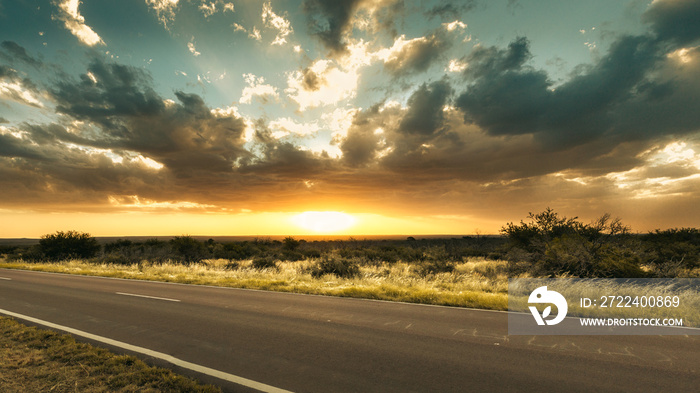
left=1, top=0, right=699, bottom=237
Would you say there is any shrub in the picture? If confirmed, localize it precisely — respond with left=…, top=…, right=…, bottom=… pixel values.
left=251, top=256, right=278, bottom=270
left=641, top=228, right=700, bottom=269
left=101, top=253, right=133, bottom=265
left=38, top=231, right=100, bottom=261
left=279, top=249, right=304, bottom=262
left=214, top=242, right=259, bottom=260
left=170, top=236, right=208, bottom=264
left=501, top=209, right=644, bottom=278
left=102, top=239, right=140, bottom=265
left=416, top=255, right=455, bottom=276
left=309, top=256, right=359, bottom=278
left=302, top=248, right=322, bottom=259
left=283, top=236, right=300, bottom=251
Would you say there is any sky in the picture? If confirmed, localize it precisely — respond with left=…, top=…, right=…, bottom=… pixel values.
left=0, top=0, right=699, bottom=237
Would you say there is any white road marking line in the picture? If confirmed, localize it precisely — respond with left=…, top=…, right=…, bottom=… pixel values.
left=115, top=292, right=180, bottom=302
left=0, top=308, right=293, bottom=393
left=0, top=277, right=11, bottom=280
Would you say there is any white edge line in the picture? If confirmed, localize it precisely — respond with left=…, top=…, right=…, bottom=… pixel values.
left=116, top=292, right=180, bottom=302
left=0, top=277, right=11, bottom=280
left=0, top=308, right=293, bottom=393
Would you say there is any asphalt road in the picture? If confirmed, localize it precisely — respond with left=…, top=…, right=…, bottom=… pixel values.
left=0, top=269, right=698, bottom=392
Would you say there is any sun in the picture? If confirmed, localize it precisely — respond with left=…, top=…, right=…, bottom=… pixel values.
left=292, top=211, right=357, bottom=233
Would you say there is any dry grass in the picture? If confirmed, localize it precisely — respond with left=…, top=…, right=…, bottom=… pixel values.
left=0, top=317, right=221, bottom=392
left=509, top=278, right=700, bottom=327
left=0, top=257, right=509, bottom=310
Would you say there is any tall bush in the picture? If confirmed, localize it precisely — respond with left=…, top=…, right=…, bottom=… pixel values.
left=170, top=236, right=208, bottom=264
left=38, top=231, right=100, bottom=261
left=502, top=209, right=645, bottom=277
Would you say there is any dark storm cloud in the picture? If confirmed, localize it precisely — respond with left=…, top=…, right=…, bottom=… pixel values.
left=455, top=36, right=551, bottom=137
left=398, top=80, right=452, bottom=135
left=451, top=0, right=700, bottom=158
left=455, top=33, right=666, bottom=149
left=0, top=133, right=46, bottom=161
left=301, top=67, right=322, bottom=91
left=0, top=128, right=171, bottom=207
left=340, top=117, right=383, bottom=167
left=452, top=0, right=700, bottom=152
left=424, top=2, right=477, bottom=20
left=51, top=60, right=164, bottom=128
left=47, top=58, right=252, bottom=176
left=643, top=0, right=700, bottom=46
left=0, top=41, right=42, bottom=67
left=303, top=0, right=405, bottom=55
left=384, top=29, right=452, bottom=76
left=0, top=64, right=16, bottom=78
left=303, top=0, right=365, bottom=55
left=463, top=36, right=531, bottom=79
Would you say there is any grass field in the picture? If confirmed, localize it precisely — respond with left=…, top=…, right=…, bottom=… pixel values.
left=0, top=256, right=509, bottom=310
left=0, top=316, right=220, bottom=392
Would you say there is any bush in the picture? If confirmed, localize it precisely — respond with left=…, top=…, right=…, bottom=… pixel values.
left=213, top=242, right=260, bottom=260
left=101, top=253, right=133, bottom=265
left=641, top=228, right=700, bottom=269
left=102, top=239, right=140, bottom=265
left=251, top=256, right=277, bottom=270
left=302, top=248, right=322, bottom=259
left=279, top=249, right=304, bottom=261
left=501, top=209, right=644, bottom=278
left=416, top=258, right=455, bottom=276
left=170, top=236, right=208, bottom=264
left=309, top=256, right=359, bottom=278
left=38, top=231, right=100, bottom=261
left=283, top=236, right=300, bottom=251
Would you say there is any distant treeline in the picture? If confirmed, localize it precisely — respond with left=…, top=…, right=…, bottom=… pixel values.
left=2, top=209, right=699, bottom=278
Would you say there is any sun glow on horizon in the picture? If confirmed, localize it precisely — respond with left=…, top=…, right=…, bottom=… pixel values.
left=292, top=211, right=357, bottom=233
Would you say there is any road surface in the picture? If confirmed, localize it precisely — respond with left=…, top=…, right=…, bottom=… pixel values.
left=0, top=269, right=698, bottom=392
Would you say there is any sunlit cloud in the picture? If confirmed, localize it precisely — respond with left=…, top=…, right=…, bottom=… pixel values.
left=322, top=107, right=359, bottom=140
left=108, top=195, right=217, bottom=211
left=285, top=59, right=359, bottom=110
left=187, top=38, right=201, bottom=56
left=262, top=2, right=293, bottom=46
left=55, top=0, right=104, bottom=46
left=0, top=80, right=44, bottom=107
left=443, top=20, right=467, bottom=31
left=269, top=117, right=320, bottom=139
left=667, top=46, right=698, bottom=64
left=240, top=73, right=278, bottom=104
left=199, top=0, right=234, bottom=18
left=145, top=0, right=179, bottom=29
left=447, top=59, right=467, bottom=72
left=249, top=26, right=262, bottom=41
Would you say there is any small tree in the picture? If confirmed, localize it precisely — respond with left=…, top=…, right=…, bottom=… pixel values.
left=170, top=236, right=208, bottom=264
left=39, top=230, right=100, bottom=261
left=502, top=209, right=644, bottom=278
left=283, top=236, right=300, bottom=251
